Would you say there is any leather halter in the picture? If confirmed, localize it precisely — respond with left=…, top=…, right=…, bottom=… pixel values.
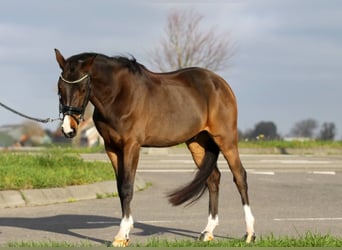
left=58, top=73, right=91, bottom=124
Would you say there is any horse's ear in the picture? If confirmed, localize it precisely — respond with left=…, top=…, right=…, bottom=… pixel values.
left=54, top=48, right=66, bottom=70
left=82, top=55, right=96, bottom=72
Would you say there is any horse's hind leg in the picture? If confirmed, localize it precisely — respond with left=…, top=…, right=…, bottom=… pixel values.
left=186, top=132, right=221, bottom=241
left=212, top=133, right=255, bottom=243
left=199, top=166, right=221, bottom=241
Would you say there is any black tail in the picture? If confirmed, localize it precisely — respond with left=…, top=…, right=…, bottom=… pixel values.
left=168, top=139, right=219, bottom=206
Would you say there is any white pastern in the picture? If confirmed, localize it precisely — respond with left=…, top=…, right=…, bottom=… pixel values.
left=61, top=115, right=73, bottom=134
left=203, top=214, right=219, bottom=234
left=115, top=215, right=134, bottom=240
left=243, top=205, right=255, bottom=234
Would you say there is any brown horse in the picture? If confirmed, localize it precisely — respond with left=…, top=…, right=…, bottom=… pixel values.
left=54, top=49, right=255, bottom=246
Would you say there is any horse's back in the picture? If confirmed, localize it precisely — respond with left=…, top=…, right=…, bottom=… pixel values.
left=151, top=67, right=238, bottom=118
left=147, top=67, right=235, bottom=102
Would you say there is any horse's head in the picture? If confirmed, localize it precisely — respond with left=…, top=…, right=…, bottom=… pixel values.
left=55, top=49, right=95, bottom=138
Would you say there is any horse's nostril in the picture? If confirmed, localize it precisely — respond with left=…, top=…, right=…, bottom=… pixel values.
left=62, top=128, right=76, bottom=138
left=68, top=130, right=76, bottom=138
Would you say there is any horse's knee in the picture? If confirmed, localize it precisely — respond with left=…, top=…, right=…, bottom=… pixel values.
left=120, top=181, right=133, bottom=195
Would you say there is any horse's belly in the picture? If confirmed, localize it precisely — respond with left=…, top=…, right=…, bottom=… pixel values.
left=142, top=116, right=204, bottom=147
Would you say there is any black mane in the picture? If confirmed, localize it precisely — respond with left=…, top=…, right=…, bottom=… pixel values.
left=67, top=52, right=144, bottom=74
left=112, top=55, right=143, bottom=74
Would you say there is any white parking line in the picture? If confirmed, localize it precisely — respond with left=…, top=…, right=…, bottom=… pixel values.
left=274, top=217, right=342, bottom=221
left=311, top=171, right=336, bottom=175
left=248, top=171, right=275, bottom=175
left=137, top=169, right=195, bottom=173
left=137, top=169, right=275, bottom=175
left=160, top=160, right=227, bottom=164
left=159, top=160, right=194, bottom=164
left=138, top=220, right=173, bottom=224
left=87, top=221, right=117, bottom=224
left=87, top=220, right=172, bottom=225
left=260, top=160, right=331, bottom=164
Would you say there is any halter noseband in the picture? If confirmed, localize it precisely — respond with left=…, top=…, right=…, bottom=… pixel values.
left=59, top=73, right=91, bottom=124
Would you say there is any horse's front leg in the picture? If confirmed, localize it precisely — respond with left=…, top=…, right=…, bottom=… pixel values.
left=107, top=143, right=140, bottom=247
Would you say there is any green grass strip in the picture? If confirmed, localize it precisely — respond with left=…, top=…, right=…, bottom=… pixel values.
left=134, top=232, right=342, bottom=247
left=0, top=148, right=114, bottom=190
left=238, top=140, right=342, bottom=149
left=4, top=232, right=342, bottom=247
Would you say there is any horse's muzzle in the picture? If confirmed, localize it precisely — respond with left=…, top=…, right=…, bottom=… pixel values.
left=62, top=127, right=77, bottom=138
left=61, top=115, right=79, bottom=138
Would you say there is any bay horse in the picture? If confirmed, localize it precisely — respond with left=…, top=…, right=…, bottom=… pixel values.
left=54, top=49, right=255, bottom=246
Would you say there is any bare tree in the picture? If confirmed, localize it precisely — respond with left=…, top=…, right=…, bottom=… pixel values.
left=150, top=9, right=234, bottom=72
left=290, top=118, right=318, bottom=138
left=318, top=122, right=336, bottom=141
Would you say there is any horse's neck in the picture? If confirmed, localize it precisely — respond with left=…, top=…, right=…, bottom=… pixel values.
left=89, top=67, right=123, bottom=118
left=89, top=79, right=111, bottom=117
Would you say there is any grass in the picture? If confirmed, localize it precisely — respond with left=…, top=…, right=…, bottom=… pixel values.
left=45, top=144, right=105, bottom=153
left=0, top=147, right=114, bottom=190
left=134, top=232, right=342, bottom=247
left=6, top=240, right=94, bottom=247
left=96, top=192, right=118, bottom=199
left=5, top=232, right=342, bottom=247
left=238, top=139, right=342, bottom=149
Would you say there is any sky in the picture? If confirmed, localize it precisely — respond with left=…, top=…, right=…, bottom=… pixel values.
left=0, top=0, right=341, bottom=139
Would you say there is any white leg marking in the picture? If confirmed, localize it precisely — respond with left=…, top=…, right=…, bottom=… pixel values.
left=199, top=214, right=218, bottom=241
left=115, top=215, right=134, bottom=240
left=243, top=205, right=255, bottom=235
left=61, top=115, right=73, bottom=134
left=203, top=214, right=219, bottom=234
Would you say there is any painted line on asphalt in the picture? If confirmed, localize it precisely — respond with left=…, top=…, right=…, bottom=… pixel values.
left=138, top=168, right=338, bottom=175
left=260, top=160, right=331, bottom=164
left=274, top=217, right=342, bottom=222
left=248, top=171, right=275, bottom=175
left=87, top=220, right=173, bottom=225
left=311, top=171, right=336, bottom=175
left=138, top=169, right=195, bottom=173
left=138, top=220, right=173, bottom=224
left=87, top=221, right=117, bottom=225
left=160, top=160, right=227, bottom=164
left=137, top=169, right=275, bottom=175
left=159, top=160, right=194, bottom=164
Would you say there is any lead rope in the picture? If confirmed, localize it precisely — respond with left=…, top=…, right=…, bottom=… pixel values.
left=0, top=101, right=61, bottom=123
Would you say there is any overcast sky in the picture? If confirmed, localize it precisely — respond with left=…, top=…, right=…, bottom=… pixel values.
left=0, top=0, right=341, bottom=139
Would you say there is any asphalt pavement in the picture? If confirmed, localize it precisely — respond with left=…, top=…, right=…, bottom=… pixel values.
left=0, top=148, right=341, bottom=245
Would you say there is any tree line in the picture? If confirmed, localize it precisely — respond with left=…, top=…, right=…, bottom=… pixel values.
left=240, top=118, right=337, bottom=141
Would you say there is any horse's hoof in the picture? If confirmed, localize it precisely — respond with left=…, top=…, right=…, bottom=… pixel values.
left=112, top=238, right=129, bottom=247
left=198, top=231, right=214, bottom=241
left=243, top=232, right=256, bottom=243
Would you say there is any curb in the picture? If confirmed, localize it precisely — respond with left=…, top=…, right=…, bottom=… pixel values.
left=0, top=175, right=146, bottom=209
